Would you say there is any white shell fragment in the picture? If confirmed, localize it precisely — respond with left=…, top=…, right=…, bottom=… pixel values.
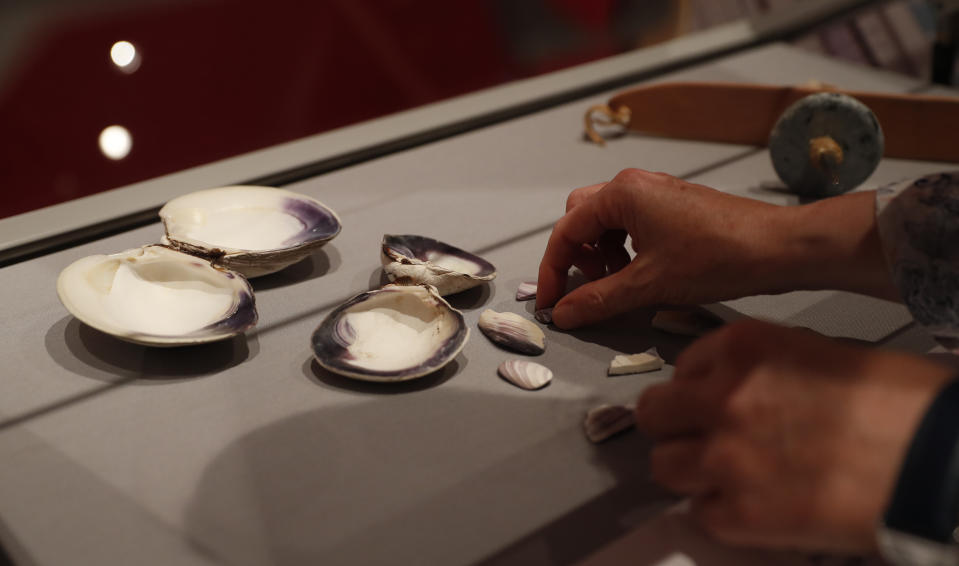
left=311, top=284, right=468, bottom=382
left=515, top=281, right=537, bottom=301
left=651, top=309, right=723, bottom=337
left=478, top=309, right=546, bottom=355
left=584, top=404, right=636, bottom=444
left=57, top=245, right=257, bottom=346
left=498, top=360, right=553, bottom=390
left=608, top=348, right=664, bottom=376
left=160, top=186, right=342, bottom=278
left=381, top=234, right=496, bottom=296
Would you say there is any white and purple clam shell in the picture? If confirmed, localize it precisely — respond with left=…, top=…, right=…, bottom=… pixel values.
left=56, top=245, right=257, bottom=346
left=160, top=186, right=342, bottom=278
left=381, top=234, right=496, bottom=296
left=311, top=284, right=469, bottom=382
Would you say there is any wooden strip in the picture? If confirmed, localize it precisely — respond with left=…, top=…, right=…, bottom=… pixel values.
left=606, top=82, right=959, bottom=162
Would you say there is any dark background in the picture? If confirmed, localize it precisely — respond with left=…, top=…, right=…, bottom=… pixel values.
left=0, top=0, right=940, bottom=219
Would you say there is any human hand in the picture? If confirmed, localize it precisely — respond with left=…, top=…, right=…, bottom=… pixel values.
left=635, top=319, right=954, bottom=552
left=536, top=169, right=895, bottom=329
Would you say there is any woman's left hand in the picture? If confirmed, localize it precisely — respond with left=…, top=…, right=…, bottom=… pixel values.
left=635, top=319, right=954, bottom=552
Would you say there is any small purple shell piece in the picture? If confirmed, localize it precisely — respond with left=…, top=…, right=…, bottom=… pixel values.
left=515, top=281, right=537, bottom=301
left=534, top=308, right=553, bottom=324
left=498, top=359, right=552, bottom=390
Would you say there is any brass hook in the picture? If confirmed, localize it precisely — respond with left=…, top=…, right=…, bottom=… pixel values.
left=584, top=104, right=631, bottom=146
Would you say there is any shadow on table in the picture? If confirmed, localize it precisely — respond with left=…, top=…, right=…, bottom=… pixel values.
left=183, top=388, right=668, bottom=566
left=302, top=355, right=464, bottom=394
left=0, top=518, right=22, bottom=566
left=45, top=316, right=257, bottom=384
left=513, top=271, right=694, bottom=364
left=252, top=247, right=340, bottom=292
left=474, top=438, right=674, bottom=566
left=530, top=304, right=695, bottom=366
left=445, top=284, right=492, bottom=310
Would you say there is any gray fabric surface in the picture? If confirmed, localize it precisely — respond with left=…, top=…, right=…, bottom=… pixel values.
left=0, top=43, right=944, bottom=566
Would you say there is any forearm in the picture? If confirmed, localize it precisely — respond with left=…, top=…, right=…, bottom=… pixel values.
left=754, top=190, right=899, bottom=300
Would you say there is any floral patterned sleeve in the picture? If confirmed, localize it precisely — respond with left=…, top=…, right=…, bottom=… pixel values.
left=876, top=172, right=959, bottom=349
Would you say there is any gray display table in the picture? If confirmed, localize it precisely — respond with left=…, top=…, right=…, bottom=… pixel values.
left=0, top=43, right=952, bottom=566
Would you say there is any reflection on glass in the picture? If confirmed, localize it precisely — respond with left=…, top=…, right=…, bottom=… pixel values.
left=99, top=125, right=132, bottom=160
left=110, top=41, right=140, bottom=72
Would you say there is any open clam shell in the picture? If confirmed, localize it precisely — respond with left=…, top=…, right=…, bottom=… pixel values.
left=56, top=245, right=257, bottom=346
left=311, top=284, right=469, bottom=382
left=160, top=186, right=342, bottom=278
left=381, top=234, right=496, bottom=296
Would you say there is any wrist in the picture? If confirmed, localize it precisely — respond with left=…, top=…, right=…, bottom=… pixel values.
left=758, top=191, right=898, bottom=299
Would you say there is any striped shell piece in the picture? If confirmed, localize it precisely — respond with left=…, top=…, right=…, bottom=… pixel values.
left=584, top=404, right=636, bottom=443
left=478, top=309, right=545, bottom=355
left=515, top=281, right=537, bottom=301
left=497, top=360, right=553, bottom=390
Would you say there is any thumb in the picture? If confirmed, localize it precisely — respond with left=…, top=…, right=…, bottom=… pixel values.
left=551, top=267, right=646, bottom=329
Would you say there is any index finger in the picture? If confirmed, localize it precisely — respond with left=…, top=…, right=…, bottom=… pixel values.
left=536, top=186, right=625, bottom=309
left=566, top=183, right=605, bottom=212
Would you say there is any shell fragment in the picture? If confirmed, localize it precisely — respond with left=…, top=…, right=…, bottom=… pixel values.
left=515, top=281, right=537, bottom=301
left=478, top=309, right=545, bottom=355
left=534, top=308, right=553, bottom=324
left=608, top=348, right=664, bottom=376
left=498, top=360, right=552, bottom=390
left=651, top=309, right=723, bottom=337
left=584, top=404, right=636, bottom=443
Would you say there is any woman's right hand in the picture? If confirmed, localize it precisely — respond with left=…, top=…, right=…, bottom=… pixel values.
left=535, top=168, right=894, bottom=329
